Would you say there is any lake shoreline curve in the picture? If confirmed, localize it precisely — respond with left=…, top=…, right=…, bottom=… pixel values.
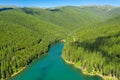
left=10, top=41, right=63, bottom=80
left=62, top=56, right=118, bottom=80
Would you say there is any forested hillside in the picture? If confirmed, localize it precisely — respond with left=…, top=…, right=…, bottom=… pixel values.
left=0, top=10, right=64, bottom=80
left=63, top=15, right=120, bottom=80
left=18, top=6, right=120, bottom=31
left=0, top=5, right=120, bottom=80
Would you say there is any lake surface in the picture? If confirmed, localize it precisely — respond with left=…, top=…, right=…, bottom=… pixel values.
left=12, top=43, right=102, bottom=80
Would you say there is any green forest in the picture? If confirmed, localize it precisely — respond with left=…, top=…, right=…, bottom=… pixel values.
left=63, top=15, right=120, bottom=80
left=0, top=8, right=64, bottom=79
left=0, top=6, right=120, bottom=80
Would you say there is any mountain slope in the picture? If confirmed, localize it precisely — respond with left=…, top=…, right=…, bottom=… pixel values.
left=63, top=15, right=120, bottom=80
left=0, top=10, right=64, bottom=80
left=18, top=6, right=120, bottom=31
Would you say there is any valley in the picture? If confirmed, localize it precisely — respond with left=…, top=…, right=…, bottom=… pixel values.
left=0, top=5, right=120, bottom=80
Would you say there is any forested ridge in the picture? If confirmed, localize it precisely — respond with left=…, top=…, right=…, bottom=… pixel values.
left=0, top=5, right=120, bottom=80
left=0, top=9, right=64, bottom=80
left=18, top=6, right=120, bottom=31
left=63, top=15, right=120, bottom=80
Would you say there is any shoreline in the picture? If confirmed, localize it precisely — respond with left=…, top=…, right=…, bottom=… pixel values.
left=10, top=53, right=46, bottom=79
left=62, top=56, right=118, bottom=80
left=9, top=42, right=62, bottom=79
left=11, top=67, right=26, bottom=77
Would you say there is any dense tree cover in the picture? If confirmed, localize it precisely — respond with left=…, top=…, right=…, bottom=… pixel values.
left=18, top=6, right=120, bottom=31
left=0, top=5, right=120, bottom=80
left=0, top=10, right=64, bottom=80
left=63, top=16, right=120, bottom=80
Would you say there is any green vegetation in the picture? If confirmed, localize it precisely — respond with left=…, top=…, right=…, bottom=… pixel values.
left=0, top=9, right=64, bottom=80
left=63, top=15, right=120, bottom=80
left=0, top=5, right=120, bottom=80
left=19, top=6, right=119, bottom=31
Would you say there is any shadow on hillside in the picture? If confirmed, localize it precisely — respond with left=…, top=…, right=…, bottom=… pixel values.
left=71, top=32, right=120, bottom=57
left=47, top=8, right=63, bottom=12
left=0, top=8, right=13, bottom=12
left=22, top=8, right=35, bottom=15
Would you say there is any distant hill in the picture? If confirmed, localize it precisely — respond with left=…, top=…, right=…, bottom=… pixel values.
left=18, top=6, right=120, bottom=31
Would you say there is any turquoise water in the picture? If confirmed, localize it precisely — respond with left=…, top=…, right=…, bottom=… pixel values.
left=12, top=43, right=102, bottom=80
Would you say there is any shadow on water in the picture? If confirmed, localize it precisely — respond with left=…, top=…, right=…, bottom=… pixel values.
left=38, top=63, right=53, bottom=80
